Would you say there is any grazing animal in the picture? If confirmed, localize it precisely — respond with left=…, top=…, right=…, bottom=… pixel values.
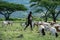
left=53, top=24, right=60, bottom=32
left=8, top=21, right=13, bottom=25
left=2, top=21, right=13, bottom=27
left=49, top=27, right=58, bottom=37
left=43, top=22, right=51, bottom=31
left=43, top=22, right=58, bottom=37
left=21, top=22, right=26, bottom=27
left=38, top=21, right=58, bottom=37
left=33, top=21, right=42, bottom=27
left=39, top=24, right=45, bottom=36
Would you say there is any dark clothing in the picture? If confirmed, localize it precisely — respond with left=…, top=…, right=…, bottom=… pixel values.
left=24, top=13, right=33, bottom=30
left=24, top=21, right=33, bottom=30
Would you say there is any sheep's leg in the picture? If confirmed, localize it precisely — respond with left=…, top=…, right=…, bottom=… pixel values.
left=55, top=32, right=58, bottom=37
left=41, top=29, right=45, bottom=36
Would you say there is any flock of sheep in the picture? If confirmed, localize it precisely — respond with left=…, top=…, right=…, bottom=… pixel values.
left=2, top=21, right=60, bottom=37
left=21, top=21, right=60, bottom=37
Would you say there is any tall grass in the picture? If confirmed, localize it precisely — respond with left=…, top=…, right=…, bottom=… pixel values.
left=0, top=21, right=60, bottom=40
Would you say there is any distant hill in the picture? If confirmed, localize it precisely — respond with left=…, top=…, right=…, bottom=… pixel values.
left=0, top=11, right=60, bottom=19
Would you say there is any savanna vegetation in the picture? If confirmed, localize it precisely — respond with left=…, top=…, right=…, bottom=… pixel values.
left=0, top=0, right=60, bottom=40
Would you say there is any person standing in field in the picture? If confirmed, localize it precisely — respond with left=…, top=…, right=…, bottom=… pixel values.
left=24, top=11, right=33, bottom=30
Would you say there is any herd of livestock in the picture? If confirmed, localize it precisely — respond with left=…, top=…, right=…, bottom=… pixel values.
left=1, top=21, right=60, bottom=37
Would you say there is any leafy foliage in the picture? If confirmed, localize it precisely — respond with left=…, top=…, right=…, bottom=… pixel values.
left=30, top=0, right=60, bottom=22
left=0, top=1, right=27, bottom=20
left=0, top=1, right=27, bottom=11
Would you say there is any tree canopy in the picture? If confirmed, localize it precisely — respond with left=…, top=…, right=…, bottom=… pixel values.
left=0, top=1, right=27, bottom=11
left=30, top=0, right=60, bottom=22
left=0, top=1, right=27, bottom=20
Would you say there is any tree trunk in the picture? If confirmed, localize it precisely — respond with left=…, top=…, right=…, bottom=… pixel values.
left=53, top=17, right=56, bottom=22
left=52, top=13, right=56, bottom=23
left=44, top=14, right=48, bottom=22
left=4, top=14, right=10, bottom=21
left=45, top=17, right=47, bottom=22
left=5, top=16, right=9, bottom=21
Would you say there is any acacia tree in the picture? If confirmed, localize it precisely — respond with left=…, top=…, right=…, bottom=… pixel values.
left=30, top=0, right=60, bottom=22
left=48, top=0, right=60, bottom=22
left=0, top=1, right=27, bottom=20
left=30, top=0, right=51, bottom=22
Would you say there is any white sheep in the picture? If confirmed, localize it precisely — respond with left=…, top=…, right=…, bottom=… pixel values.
left=2, top=21, right=13, bottom=27
left=49, top=27, right=58, bottom=37
left=39, top=24, right=45, bottom=36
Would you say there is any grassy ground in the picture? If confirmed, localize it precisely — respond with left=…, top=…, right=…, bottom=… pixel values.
left=0, top=21, right=60, bottom=40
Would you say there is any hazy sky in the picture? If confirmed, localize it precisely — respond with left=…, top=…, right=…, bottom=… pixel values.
left=3, top=0, right=30, bottom=9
